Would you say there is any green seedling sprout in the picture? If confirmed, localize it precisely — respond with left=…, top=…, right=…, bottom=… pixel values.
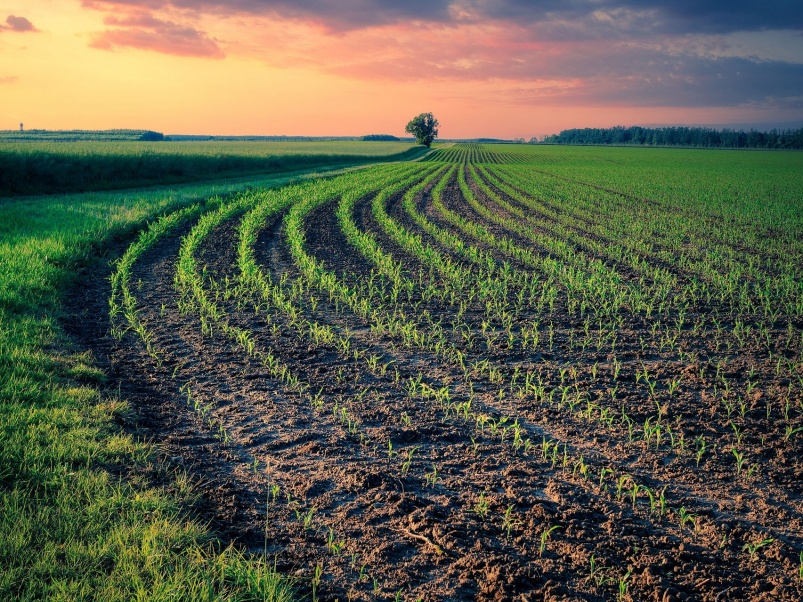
left=678, top=507, right=696, bottom=533
left=742, top=537, right=774, bottom=561
left=311, top=563, right=323, bottom=602
left=502, top=505, right=521, bottom=540
left=539, top=525, right=561, bottom=557
left=473, top=491, right=489, bottom=519
left=617, top=570, right=632, bottom=601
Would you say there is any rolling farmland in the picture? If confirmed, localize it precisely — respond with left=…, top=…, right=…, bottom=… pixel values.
left=17, top=143, right=803, bottom=600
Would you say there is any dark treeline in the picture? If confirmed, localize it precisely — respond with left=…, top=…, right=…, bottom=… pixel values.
left=541, top=126, right=803, bottom=149
left=361, top=134, right=400, bottom=141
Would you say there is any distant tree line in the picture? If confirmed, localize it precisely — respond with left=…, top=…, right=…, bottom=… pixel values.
left=0, top=129, right=164, bottom=142
left=138, top=131, right=165, bottom=141
left=361, top=134, right=400, bottom=141
left=539, top=126, right=803, bottom=149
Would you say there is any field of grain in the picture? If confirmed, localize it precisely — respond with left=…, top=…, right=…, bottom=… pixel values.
left=56, top=144, right=803, bottom=601
left=0, top=140, right=423, bottom=196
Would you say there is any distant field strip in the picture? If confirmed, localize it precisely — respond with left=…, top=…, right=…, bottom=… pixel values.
left=107, top=144, right=803, bottom=601
left=0, top=140, right=426, bottom=196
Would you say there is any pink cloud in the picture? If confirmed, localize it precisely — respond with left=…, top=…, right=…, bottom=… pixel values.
left=238, top=20, right=556, bottom=83
left=2, top=15, right=37, bottom=32
left=89, top=12, right=224, bottom=58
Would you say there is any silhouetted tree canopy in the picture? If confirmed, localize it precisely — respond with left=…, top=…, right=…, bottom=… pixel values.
left=139, top=131, right=165, bottom=141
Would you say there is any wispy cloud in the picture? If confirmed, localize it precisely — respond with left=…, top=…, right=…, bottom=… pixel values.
left=79, top=0, right=803, bottom=34
left=229, top=19, right=803, bottom=109
left=89, top=12, right=224, bottom=58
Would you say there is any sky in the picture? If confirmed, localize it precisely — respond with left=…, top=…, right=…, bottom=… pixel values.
left=1, top=1, right=802, bottom=138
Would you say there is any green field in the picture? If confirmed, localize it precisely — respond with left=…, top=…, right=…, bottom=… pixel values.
left=0, top=141, right=423, bottom=196
left=2, top=143, right=803, bottom=600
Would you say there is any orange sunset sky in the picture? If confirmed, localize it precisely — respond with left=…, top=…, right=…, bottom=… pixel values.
left=2, top=1, right=803, bottom=138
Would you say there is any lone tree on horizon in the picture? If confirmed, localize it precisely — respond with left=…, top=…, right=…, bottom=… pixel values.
left=405, top=112, right=439, bottom=147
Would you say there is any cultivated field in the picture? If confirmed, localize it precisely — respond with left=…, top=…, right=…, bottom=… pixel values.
left=66, top=143, right=803, bottom=601
left=0, top=140, right=423, bottom=196
left=5, top=143, right=802, bottom=600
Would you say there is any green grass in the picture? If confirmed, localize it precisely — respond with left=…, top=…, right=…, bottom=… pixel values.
left=0, top=141, right=425, bottom=196
left=0, top=169, right=386, bottom=600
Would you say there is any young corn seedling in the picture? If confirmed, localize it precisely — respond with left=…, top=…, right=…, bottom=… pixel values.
left=644, top=486, right=657, bottom=515
left=425, top=464, right=440, bottom=488
left=550, top=444, right=560, bottom=469
left=539, top=525, right=561, bottom=557
left=617, top=570, right=632, bottom=601
left=216, top=423, right=230, bottom=445
left=695, top=436, right=707, bottom=467
left=784, top=425, right=803, bottom=442
left=654, top=399, right=666, bottom=423
left=473, top=491, right=490, bottom=519
left=612, top=357, right=621, bottom=381
left=678, top=507, right=696, bottom=533
left=732, top=449, right=746, bottom=476
left=501, top=505, right=521, bottom=541
left=742, top=537, right=774, bottom=561
left=615, top=475, right=630, bottom=503
left=657, top=486, right=668, bottom=517
left=326, top=527, right=345, bottom=556
left=296, top=507, right=316, bottom=531
left=599, top=467, right=614, bottom=490
left=573, top=456, right=590, bottom=480
left=308, top=387, right=324, bottom=410
left=621, top=409, right=635, bottom=444
left=587, top=554, right=611, bottom=587
left=720, top=396, right=735, bottom=419
left=730, top=421, right=744, bottom=446
left=311, top=563, right=323, bottom=602
left=399, top=411, right=412, bottom=427
left=630, top=481, right=640, bottom=509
